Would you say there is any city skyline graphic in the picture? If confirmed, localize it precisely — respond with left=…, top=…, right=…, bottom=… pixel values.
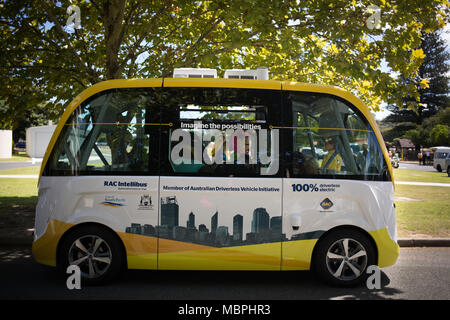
left=125, top=195, right=288, bottom=247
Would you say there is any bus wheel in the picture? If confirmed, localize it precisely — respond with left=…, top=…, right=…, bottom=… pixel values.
left=58, top=225, right=124, bottom=285
left=447, top=166, right=450, bottom=177
left=437, top=164, right=442, bottom=172
left=312, top=229, right=376, bottom=287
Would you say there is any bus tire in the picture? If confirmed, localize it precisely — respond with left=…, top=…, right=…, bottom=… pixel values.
left=58, top=225, right=125, bottom=286
left=312, top=228, right=376, bottom=287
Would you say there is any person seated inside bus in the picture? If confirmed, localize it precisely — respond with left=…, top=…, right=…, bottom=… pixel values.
left=321, top=138, right=342, bottom=172
left=285, top=151, right=319, bottom=178
left=197, top=138, right=227, bottom=175
left=227, top=137, right=260, bottom=177
left=355, top=143, right=368, bottom=172
left=197, top=137, right=259, bottom=177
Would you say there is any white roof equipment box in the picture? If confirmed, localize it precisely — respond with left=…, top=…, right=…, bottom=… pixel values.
left=173, top=68, right=218, bottom=78
left=224, top=67, right=269, bottom=80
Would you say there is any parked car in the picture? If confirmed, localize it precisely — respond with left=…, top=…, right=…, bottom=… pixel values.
left=433, top=147, right=450, bottom=172
left=13, top=140, right=26, bottom=152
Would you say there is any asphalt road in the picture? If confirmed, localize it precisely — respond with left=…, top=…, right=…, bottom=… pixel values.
left=0, top=247, right=449, bottom=300
left=0, top=162, right=40, bottom=170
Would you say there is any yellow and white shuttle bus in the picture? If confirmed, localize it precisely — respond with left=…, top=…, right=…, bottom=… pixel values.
left=32, top=69, right=399, bottom=286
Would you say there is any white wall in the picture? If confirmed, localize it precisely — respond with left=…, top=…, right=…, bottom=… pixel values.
left=0, top=130, right=12, bottom=158
left=26, top=125, right=57, bottom=158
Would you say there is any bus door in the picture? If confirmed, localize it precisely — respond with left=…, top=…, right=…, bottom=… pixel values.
left=157, top=82, right=284, bottom=270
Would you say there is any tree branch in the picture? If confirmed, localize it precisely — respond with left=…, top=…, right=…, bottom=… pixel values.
left=119, top=2, right=170, bottom=74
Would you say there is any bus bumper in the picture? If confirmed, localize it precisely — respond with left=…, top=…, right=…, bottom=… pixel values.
left=369, top=228, right=400, bottom=268
left=32, top=219, right=72, bottom=267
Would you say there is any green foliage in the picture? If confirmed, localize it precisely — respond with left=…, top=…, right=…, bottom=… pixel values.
left=404, top=108, right=450, bottom=147
left=0, top=100, right=14, bottom=129
left=404, top=126, right=429, bottom=148
left=0, top=0, right=449, bottom=128
left=385, top=30, right=450, bottom=124
left=382, top=122, right=417, bottom=143
left=430, top=124, right=450, bottom=146
left=382, top=29, right=449, bottom=146
left=423, top=107, right=450, bottom=128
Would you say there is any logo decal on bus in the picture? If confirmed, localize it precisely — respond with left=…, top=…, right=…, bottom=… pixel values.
left=101, top=195, right=126, bottom=207
left=138, top=195, right=154, bottom=210
left=320, top=198, right=334, bottom=210
left=103, top=180, right=148, bottom=188
left=101, top=201, right=125, bottom=207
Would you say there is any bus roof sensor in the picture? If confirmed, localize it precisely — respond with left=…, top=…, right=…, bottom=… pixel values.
left=224, top=67, right=269, bottom=80
left=173, top=68, right=218, bottom=79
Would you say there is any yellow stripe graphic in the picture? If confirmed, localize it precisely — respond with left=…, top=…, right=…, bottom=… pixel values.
left=32, top=218, right=399, bottom=271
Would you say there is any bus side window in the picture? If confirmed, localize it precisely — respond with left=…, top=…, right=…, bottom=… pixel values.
left=46, top=88, right=160, bottom=176
left=160, top=87, right=281, bottom=178
left=282, top=92, right=388, bottom=180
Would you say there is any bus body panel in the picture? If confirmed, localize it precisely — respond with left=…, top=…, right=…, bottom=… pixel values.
left=33, top=175, right=160, bottom=269
left=157, top=176, right=283, bottom=270
left=281, top=179, right=396, bottom=270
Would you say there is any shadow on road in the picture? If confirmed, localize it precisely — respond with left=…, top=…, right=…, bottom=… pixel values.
left=119, top=268, right=404, bottom=300
left=0, top=247, right=404, bottom=300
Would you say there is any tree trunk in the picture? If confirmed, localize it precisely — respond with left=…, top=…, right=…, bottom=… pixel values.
left=102, top=0, right=127, bottom=79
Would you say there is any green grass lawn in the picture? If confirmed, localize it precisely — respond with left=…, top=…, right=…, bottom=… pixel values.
left=0, top=178, right=37, bottom=206
left=0, top=152, right=31, bottom=162
left=0, top=178, right=37, bottom=229
left=0, top=166, right=39, bottom=224
left=0, top=166, right=40, bottom=175
left=393, top=168, right=449, bottom=184
left=395, top=184, right=450, bottom=238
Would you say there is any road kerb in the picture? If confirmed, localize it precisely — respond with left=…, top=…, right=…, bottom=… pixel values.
left=397, top=238, right=450, bottom=247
